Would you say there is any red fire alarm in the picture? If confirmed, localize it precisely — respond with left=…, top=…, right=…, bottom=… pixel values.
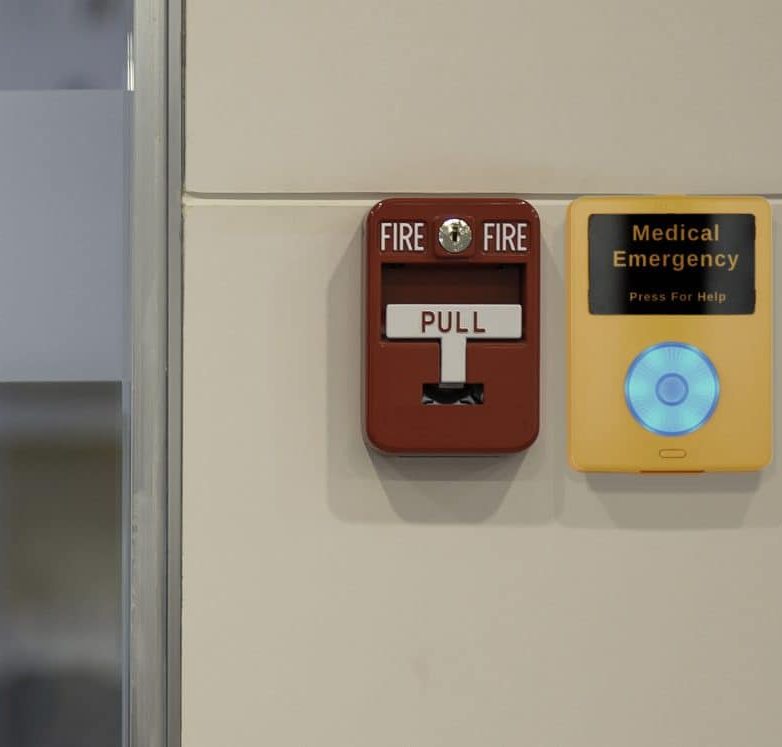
left=364, top=198, right=540, bottom=454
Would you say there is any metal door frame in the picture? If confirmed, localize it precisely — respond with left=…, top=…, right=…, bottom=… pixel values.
left=129, top=0, right=182, bottom=744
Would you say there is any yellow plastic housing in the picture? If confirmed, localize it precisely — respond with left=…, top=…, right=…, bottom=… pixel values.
left=568, top=196, right=772, bottom=473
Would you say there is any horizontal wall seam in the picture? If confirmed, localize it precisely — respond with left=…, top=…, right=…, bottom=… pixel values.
left=183, top=192, right=782, bottom=208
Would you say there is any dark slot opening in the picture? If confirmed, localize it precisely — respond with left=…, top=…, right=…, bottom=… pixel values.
left=382, top=264, right=524, bottom=306
left=422, top=383, right=484, bottom=406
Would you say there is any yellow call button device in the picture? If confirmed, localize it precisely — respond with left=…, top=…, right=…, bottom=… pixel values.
left=568, top=196, right=772, bottom=473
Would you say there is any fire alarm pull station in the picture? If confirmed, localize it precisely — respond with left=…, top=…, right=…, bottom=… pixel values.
left=365, top=198, right=540, bottom=455
left=568, top=195, right=773, bottom=473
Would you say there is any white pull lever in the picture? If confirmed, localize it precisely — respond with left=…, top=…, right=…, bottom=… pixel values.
left=385, top=304, right=522, bottom=386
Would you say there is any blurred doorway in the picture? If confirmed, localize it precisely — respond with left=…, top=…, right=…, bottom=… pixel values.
left=0, top=1, right=133, bottom=745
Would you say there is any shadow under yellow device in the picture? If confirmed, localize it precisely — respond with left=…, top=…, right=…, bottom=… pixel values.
left=568, top=196, right=772, bottom=473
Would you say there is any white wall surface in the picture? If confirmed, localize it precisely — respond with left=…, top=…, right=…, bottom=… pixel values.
left=186, top=0, right=782, bottom=195
left=182, top=199, right=782, bottom=746
left=183, top=1, right=782, bottom=744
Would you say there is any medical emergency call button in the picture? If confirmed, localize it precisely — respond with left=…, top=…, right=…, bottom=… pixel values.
left=385, top=304, right=522, bottom=385
left=568, top=195, right=773, bottom=473
left=365, top=198, right=540, bottom=455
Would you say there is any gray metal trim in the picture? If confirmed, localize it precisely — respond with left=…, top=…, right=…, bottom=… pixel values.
left=129, top=0, right=171, bottom=745
left=167, top=0, right=184, bottom=742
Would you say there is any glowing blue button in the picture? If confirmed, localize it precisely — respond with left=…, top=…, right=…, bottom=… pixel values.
left=656, top=373, right=689, bottom=406
left=625, top=342, right=719, bottom=437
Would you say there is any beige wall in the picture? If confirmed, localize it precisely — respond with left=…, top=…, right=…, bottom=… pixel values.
left=183, top=2, right=782, bottom=745
left=186, top=0, right=782, bottom=195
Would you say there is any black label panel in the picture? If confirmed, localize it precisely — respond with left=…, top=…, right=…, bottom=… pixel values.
left=589, top=213, right=756, bottom=315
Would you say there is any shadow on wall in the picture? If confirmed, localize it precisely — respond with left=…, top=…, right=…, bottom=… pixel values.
left=563, top=471, right=772, bottom=530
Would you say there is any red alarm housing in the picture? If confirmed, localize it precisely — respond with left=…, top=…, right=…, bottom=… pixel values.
left=365, top=198, right=540, bottom=454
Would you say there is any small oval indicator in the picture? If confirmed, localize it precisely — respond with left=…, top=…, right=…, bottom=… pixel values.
left=659, top=449, right=687, bottom=459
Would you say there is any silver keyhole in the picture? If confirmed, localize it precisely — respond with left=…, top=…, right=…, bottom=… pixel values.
left=438, top=218, right=472, bottom=254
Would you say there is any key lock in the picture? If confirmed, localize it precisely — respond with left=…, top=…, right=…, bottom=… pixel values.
left=364, top=198, right=540, bottom=455
left=439, top=218, right=473, bottom=254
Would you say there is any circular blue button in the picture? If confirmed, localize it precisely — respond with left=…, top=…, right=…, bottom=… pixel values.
left=655, top=373, right=689, bottom=406
left=625, top=342, right=719, bottom=436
